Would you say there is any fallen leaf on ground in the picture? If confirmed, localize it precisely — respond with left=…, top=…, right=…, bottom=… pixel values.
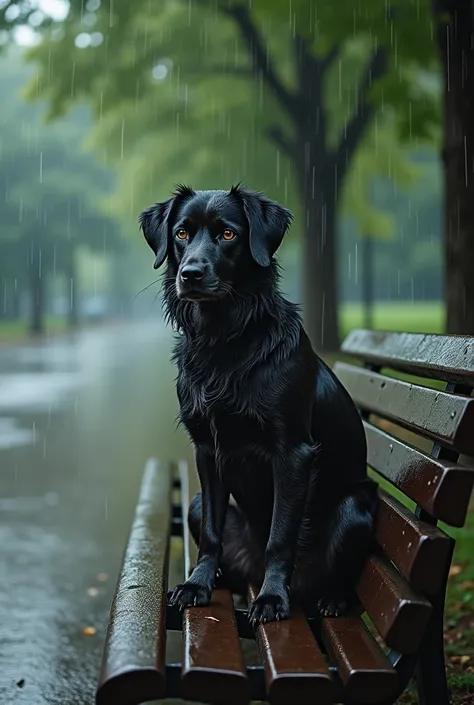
left=87, top=587, right=99, bottom=597
left=81, top=627, right=97, bottom=636
left=459, top=580, right=474, bottom=589
left=450, top=655, right=471, bottom=665
left=449, top=565, right=463, bottom=577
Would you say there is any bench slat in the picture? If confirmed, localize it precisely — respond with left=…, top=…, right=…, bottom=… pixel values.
left=96, top=459, right=172, bottom=705
left=179, top=461, right=250, bottom=705
left=321, top=616, right=397, bottom=703
left=248, top=586, right=333, bottom=705
left=178, top=460, right=198, bottom=577
left=334, top=362, right=474, bottom=455
left=375, top=490, right=453, bottom=594
left=182, top=589, right=251, bottom=705
left=357, top=555, right=432, bottom=654
left=365, top=421, right=474, bottom=526
left=341, top=329, right=474, bottom=385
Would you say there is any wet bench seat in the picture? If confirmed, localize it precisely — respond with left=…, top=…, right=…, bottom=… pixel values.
left=96, top=330, right=474, bottom=705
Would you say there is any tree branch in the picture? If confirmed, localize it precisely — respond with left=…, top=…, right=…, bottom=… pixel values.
left=225, top=4, right=296, bottom=117
left=292, top=34, right=314, bottom=98
left=266, top=125, right=296, bottom=159
left=320, top=44, right=342, bottom=71
left=193, top=65, right=253, bottom=80
left=335, top=47, right=387, bottom=182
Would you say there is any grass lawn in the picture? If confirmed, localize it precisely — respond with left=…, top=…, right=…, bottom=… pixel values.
left=0, top=301, right=445, bottom=344
left=340, top=301, right=444, bottom=338
left=0, top=316, right=69, bottom=342
left=443, top=513, right=474, bottom=702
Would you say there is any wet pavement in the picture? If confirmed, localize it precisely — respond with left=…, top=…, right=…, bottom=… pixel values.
left=0, top=320, right=193, bottom=704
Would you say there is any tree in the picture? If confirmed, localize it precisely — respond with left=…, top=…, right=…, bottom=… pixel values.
left=432, top=0, right=474, bottom=334
left=0, top=51, right=122, bottom=333
left=1, top=0, right=439, bottom=349
left=220, top=5, right=386, bottom=349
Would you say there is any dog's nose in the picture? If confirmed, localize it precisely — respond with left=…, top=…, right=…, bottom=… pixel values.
left=180, top=264, right=205, bottom=282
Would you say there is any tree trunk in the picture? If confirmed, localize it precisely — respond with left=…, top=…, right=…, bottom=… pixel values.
left=29, top=247, right=45, bottom=335
left=362, top=235, right=374, bottom=330
left=435, top=0, right=474, bottom=333
left=0, top=277, right=6, bottom=321
left=226, top=12, right=382, bottom=352
left=293, top=131, right=340, bottom=353
left=66, top=250, right=79, bottom=328
left=298, top=176, right=339, bottom=353
left=12, top=280, right=20, bottom=320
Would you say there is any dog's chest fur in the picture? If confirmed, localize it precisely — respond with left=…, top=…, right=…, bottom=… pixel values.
left=169, top=291, right=304, bottom=466
left=176, top=343, right=276, bottom=460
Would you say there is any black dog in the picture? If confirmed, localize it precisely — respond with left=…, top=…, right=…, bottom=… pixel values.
left=140, top=184, right=378, bottom=625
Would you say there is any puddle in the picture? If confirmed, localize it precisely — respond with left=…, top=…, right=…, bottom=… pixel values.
left=0, top=373, right=81, bottom=412
left=0, top=417, right=36, bottom=449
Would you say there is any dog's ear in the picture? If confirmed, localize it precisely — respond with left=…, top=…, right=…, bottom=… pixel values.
left=139, top=199, right=174, bottom=270
left=139, top=185, right=196, bottom=269
left=232, top=186, right=293, bottom=266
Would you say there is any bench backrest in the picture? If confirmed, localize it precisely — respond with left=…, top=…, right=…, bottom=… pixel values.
left=332, top=329, right=474, bottom=654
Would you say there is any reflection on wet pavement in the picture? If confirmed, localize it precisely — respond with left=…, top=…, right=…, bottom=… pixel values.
left=0, top=321, right=192, bottom=704
left=0, top=418, right=36, bottom=450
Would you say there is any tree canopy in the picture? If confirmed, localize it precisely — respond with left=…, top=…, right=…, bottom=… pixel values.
left=0, top=0, right=440, bottom=226
left=0, top=0, right=443, bottom=346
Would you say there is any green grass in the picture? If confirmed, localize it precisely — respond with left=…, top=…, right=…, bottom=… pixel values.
left=340, top=301, right=444, bottom=337
left=0, top=316, right=70, bottom=342
left=0, top=301, right=445, bottom=344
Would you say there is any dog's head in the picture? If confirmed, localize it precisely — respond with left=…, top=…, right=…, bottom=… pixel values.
left=139, top=185, right=293, bottom=301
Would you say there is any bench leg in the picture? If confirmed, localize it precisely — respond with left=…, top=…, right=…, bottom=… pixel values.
left=416, top=593, right=450, bottom=705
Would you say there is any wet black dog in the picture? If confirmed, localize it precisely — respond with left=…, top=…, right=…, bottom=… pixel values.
left=140, top=184, right=378, bottom=625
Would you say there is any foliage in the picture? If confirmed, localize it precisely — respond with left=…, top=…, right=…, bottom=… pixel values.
left=0, top=0, right=440, bottom=238
left=0, top=48, right=126, bottom=329
left=0, top=49, right=121, bottom=270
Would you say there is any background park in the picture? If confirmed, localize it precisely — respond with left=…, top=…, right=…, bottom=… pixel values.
left=0, top=1, right=473, bottom=703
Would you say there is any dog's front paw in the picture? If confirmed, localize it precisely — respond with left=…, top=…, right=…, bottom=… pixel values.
left=316, top=596, right=349, bottom=617
left=168, top=581, right=212, bottom=610
left=248, top=589, right=290, bottom=626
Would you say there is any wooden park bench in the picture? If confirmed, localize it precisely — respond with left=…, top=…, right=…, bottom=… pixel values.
left=96, top=330, right=474, bottom=705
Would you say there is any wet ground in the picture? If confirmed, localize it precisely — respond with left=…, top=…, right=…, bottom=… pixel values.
left=0, top=320, right=193, bottom=705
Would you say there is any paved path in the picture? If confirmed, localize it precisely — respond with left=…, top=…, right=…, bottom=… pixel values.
left=0, top=321, right=191, bottom=704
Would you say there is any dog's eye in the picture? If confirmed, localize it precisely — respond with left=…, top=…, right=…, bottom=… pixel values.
left=222, top=229, right=235, bottom=241
left=175, top=229, right=188, bottom=240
